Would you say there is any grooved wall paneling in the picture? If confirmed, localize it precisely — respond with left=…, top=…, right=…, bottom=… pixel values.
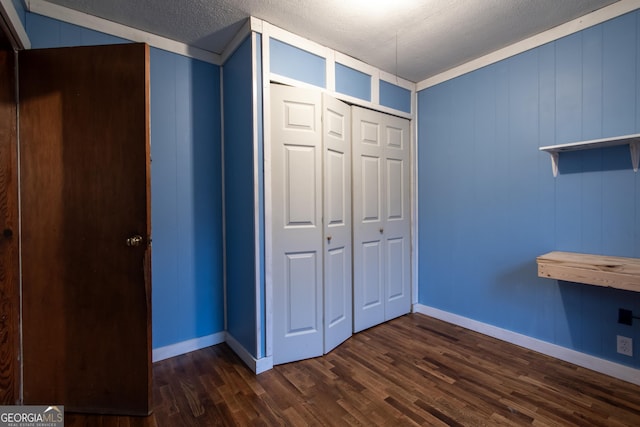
left=418, top=10, right=640, bottom=369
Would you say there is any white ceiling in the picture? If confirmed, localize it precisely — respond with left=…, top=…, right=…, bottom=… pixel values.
left=42, top=0, right=621, bottom=82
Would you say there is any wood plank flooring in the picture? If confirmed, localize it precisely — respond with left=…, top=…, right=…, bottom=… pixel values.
left=66, top=313, right=640, bottom=426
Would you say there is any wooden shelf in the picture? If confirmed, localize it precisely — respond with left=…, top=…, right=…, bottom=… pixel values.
left=537, top=251, right=640, bottom=293
left=539, top=133, right=640, bottom=177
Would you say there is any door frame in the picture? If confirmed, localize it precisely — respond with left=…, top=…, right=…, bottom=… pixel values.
left=0, top=0, right=33, bottom=405
left=0, top=42, right=19, bottom=407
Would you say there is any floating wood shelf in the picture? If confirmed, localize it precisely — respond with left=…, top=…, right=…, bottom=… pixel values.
left=537, top=251, right=640, bottom=293
left=539, top=133, right=640, bottom=177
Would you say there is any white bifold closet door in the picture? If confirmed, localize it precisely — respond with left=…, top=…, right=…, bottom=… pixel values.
left=322, top=94, right=353, bottom=353
left=352, top=106, right=411, bottom=333
left=271, top=84, right=352, bottom=365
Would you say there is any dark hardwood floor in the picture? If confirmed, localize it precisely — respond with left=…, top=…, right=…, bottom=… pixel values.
left=66, top=313, right=640, bottom=426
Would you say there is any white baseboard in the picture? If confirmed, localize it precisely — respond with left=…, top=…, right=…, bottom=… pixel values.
left=413, top=304, right=640, bottom=387
left=225, top=332, right=273, bottom=374
left=152, top=332, right=226, bottom=362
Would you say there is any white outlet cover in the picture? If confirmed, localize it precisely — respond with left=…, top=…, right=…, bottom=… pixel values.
left=617, top=335, right=633, bottom=357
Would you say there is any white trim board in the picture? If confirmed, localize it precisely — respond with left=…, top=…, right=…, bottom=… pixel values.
left=26, top=0, right=220, bottom=64
left=413, top=304, right=640, bottom=387
left=0, top=0, right=31, bottom=49
left=251, top=31, right=263, bottom=360
left=417, top=0, right=640, bottom=90
left=152, top=332, right=225, bottom=363
left=270, top=73, right=413, bottom=121
left=220, top=67, right=228, bottom=333
left=225, top=332, right=273, bottom=374
left=261, top=30, right=274, bottom=359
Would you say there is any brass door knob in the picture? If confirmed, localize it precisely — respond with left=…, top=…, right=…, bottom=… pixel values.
left=126, top=235, right=143, bottom=247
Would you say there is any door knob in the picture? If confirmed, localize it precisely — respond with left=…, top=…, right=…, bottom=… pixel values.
left=327, top=235, right=332, bottom=243
left=379, top=228, right=384, bottom=234
left=126, top=235, right=143, bottom=247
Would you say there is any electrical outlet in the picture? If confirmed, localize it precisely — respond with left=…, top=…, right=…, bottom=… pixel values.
left=617, top=335, right=633, bottom=357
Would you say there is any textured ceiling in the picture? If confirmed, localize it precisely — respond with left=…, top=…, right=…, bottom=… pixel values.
left=41, top=0, right=620, bottom=82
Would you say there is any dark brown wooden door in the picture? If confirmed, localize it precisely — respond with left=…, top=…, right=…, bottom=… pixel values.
left=0, top=49, right=19, bottom=405
left=19, top=43, right=151, bottom=415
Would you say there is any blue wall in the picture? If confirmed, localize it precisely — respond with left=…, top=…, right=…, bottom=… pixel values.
left=223, top=36, right=259, bottom=357
left=270, top=39, right=325, bottom=88
left=150, top=49, right=223, bottom=349
left=335, top=63, right=371, bottom=101
left=418, top=11, right=640, bottom=368
left=25, top=13, right=224, bottom=350
left=380, top=80, right=411, bottom=113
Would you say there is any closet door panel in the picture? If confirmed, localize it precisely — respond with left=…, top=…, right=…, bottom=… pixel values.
left=352, top=106, right=386, bottom=332
left=353, top=106, right=411, bottom=331
left=285, top=252, right=319, bottom=333
left=361, top=156, right=382, bottom=221
left=382, top=114, right=412, bottom=321
left=284, top=146, right=317, bottom=225
left=362, top=241, right=384, bottom=305
left=325, top=246, right=349, bottom=343
left=271, top=85, right=323, bottom=364
left=326, top=150, right=346, bottom=225
left=323, top=93, right=352, bottom=353
left=387, top=159, right=404, bottom=220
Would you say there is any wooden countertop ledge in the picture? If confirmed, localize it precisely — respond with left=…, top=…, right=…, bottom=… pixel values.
left=536, top=251, right=640, bottom=293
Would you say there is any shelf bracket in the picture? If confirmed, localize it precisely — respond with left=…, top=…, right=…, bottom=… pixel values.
left=549, top=151, right=559, bottom=177
left=631, top=141, right=639, bottom=172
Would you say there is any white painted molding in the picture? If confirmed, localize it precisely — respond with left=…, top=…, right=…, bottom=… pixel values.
left=330, top=88, right=413, bottom=120
left=225, top=332, right=273, bottom=374
left=251, top=31, right=263, bottom=359
left=269, top=72, right=324, bottom=90
left=152, top=332, right=225, bottom=362
left=417, top=0, right=640, bottom=90
left=255, top=355, right=274, bottom=374
left=325, top=49, right=336, bottom=92
left=261, top=26, right=274, bottom=359
left=270, top=73, right=413, bottom=120
left=249, top=16, right=262, bottom=33
left=413, top=304, right=640, bottom=387
left=220, top=68, right=228, bottom=333
left=0, top=0, right=31, bottom=49
left=27, top=0, right=220, bottom=64
left=410, top=100, right=418, bottom=305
